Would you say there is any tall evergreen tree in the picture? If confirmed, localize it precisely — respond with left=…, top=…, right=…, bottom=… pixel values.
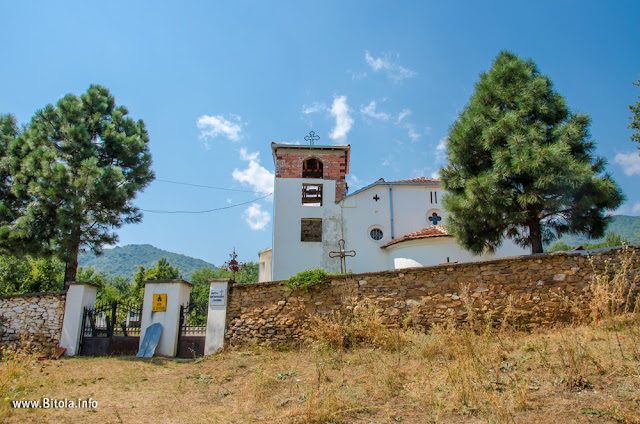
left=0, top=86, right=154, bottom=282
left=441, top=51, right=623, bottom=254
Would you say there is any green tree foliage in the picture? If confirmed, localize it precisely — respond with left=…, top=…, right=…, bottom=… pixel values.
left=581, top=231, right=629, bottom=250
left=441, top=51, right=623, bottom=254
left=0, top=86, right=154, bottom=282
left=0, top=256, right=64, bottom=295
left=548, top=231, right=629, bottom=252
left=76, top=266, right=134, bottom=304
left=546, top=241, right=573, bottom=252
left=630, top=78, right=640, bottom=149
left=0, top=114, right=36, bottom=257
left=189, top=261, right=259, bottom=306
left=132, top=257, right=181, bottom=300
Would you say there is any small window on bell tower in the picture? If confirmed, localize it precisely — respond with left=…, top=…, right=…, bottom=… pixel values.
left=303, top=158, right=323, bottom=178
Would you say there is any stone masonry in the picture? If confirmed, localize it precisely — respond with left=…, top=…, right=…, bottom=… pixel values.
left=225, top=246, right=640, bottom=346
left=0, top=291, right=66, bottom=354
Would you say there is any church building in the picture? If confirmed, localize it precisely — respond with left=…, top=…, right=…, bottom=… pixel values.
left=258, top=141, right=528, bottom=282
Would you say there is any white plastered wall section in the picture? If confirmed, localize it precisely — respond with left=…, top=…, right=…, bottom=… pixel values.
left=342, top=183, right=529, bottom=271
left=272, top=177, right=342, bottom=281
left=341, top=183, right=446, bottom=273
left=271, top=179, right=531, bottom=280
left=386, top=237, right=528, bottom=269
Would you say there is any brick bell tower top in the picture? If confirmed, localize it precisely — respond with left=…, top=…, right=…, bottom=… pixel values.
left=271, top=142, right=351, bottom=202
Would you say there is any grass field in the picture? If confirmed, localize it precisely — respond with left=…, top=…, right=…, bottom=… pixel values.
left=2, top=250, right=639, bottom=423
left=2, top=314, right=639, bottom=423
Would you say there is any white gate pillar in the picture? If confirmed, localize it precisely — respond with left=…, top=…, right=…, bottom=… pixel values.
left=59, top=282, right=99, bottom=356
left=139, top=279, right=192, bottom=357
left=204, top=278, right=231, bottom=355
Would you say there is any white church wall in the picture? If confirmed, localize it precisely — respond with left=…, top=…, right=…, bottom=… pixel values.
left=389, top=184, right=444, bottom=237
left=272, top=178, right=342, bottom=281
left=340, top=184, right=391, bottom=274
left=387, top=236, right=530, bottom=269
left=258, top=248, right=272, bottom=282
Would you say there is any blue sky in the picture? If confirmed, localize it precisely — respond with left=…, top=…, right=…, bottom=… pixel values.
left=1, top=1, right=639, bottom=266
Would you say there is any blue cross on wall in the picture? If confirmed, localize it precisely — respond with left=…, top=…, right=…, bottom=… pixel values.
left=428, top=213, right=441, bottom=225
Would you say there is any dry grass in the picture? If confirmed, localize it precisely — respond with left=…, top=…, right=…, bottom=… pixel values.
left=3, top=248, right=639, bottom=423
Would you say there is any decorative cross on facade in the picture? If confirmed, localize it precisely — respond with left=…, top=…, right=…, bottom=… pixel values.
left=373, top=194, right=380, bottom=202
left=428, top=212, right=442, bottom=226
left=329, top=239, right=356, bottom=274
left=304, top=131, right=320, bottom=145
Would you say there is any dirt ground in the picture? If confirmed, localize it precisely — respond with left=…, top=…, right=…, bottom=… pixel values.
left=3, top=322, right=640, bottom=424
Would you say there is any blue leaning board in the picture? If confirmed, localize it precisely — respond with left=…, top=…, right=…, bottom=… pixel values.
left=137, top=323, right=162, bottom=357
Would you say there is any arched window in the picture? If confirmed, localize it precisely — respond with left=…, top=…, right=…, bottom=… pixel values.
left=302, top=158, right=323, bottom=178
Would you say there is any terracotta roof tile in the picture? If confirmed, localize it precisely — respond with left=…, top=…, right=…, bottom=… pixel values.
left=381, top=225, right=450, bottom=248
left=387, top=177, right=441, bottom=184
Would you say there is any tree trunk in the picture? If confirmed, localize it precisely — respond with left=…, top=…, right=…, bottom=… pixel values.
left=64, top=231, right=81, bottom=283
left=528, top=218, right=544, bottom=254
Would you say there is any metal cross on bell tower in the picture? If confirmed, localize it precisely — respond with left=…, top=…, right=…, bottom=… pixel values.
left=304, top=131, right=320, bottom=145
left=329, top=239, right=356, bottom=274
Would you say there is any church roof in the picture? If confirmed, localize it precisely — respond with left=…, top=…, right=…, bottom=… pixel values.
left=381, top=225, right=450, bottom=248
left=387, top=177, right=441, bottom=183
left=343, top=176, right=441, bottom=200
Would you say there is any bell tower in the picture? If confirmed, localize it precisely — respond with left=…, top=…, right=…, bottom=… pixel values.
left=269, top=139, right=351, bottom=281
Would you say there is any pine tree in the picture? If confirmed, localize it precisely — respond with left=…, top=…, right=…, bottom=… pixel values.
left=0, top=86, right=154, bottom=282
left=441, top=51, right=623, bottom=254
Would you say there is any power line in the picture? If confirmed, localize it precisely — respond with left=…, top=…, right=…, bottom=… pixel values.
left=141, top=193, right=272, bottom=214
left=155, top=178, right=271, bottom=194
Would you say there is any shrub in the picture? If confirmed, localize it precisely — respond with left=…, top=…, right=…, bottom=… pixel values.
left=281, top=268, right=329, bottom=291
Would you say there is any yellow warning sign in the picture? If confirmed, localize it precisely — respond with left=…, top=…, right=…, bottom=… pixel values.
left=152, top=294, right=167, bottom=312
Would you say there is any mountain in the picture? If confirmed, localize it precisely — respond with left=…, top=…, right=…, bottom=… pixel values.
left=551, top=215, right=640, bottom=247
left=78, top=244, right=216, bottom=280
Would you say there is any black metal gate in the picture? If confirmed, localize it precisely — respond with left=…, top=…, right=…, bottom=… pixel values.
left=177, top=301, right=208, bottom=358
left=79, top=301, right=143, bottom=356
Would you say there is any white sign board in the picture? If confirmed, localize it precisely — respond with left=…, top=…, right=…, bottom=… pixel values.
left=209, top=287, right=226, bottom=306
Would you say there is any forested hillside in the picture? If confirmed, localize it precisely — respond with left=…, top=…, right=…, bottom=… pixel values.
left=552, top=215, right=640, bottom=247
left=78, top=244, right=217, bottom=280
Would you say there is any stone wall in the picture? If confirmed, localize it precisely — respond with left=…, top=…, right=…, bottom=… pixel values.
left=0, top=291, right=66, bottom=354
left=225, top=246, right=640, bottom=345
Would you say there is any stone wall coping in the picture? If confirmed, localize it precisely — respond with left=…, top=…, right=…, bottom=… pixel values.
left=0, top=290, right=67, bottom=300
left=239, top=245, right=638, bottom=287
left=209, top=278, right=234, bottom=284
left=67, top=281, right=101, bottom=288
left=143, top=279, right=193, bottom=286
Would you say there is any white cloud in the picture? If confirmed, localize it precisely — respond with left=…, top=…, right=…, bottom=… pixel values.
left=614, top=151, right=640, bottom=176
left=407, top=126, right=420, bottom=142
left=347, top=174, right=365, bottom=191
left=360, top=101, right=390, bottom=121
left=232, top=150, right=274, bottom=196
left=243, top=203, right=270, bottom=231
left=431, top=170, right=440, bottom=179
left=436, top=138, right=448, bottom=162
left=348, top=70, right=368, bottom=80
left=302, top=102, right=327, bottom=115
left=329, top=95, right=354, bottom=142
left=365, top=51, right=416, bottom=83
left=397, top=108, right=412, bottom=122
left=197, top=114, right=244, bottom=147
left=614, top=200, right=640, bottom=216
left=239, top=148, right=259, bottom=161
